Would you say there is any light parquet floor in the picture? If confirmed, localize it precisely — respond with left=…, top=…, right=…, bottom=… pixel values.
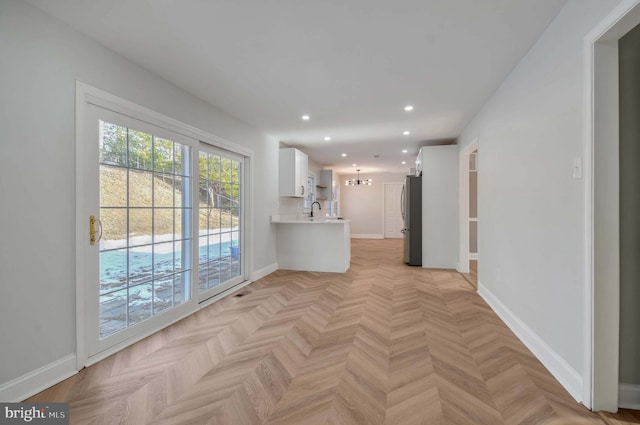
left=28, top=239, right=637, bottom=424
left=461, top=259, right=478, bottom=290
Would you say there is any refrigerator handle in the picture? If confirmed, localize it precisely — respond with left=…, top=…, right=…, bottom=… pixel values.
left=400, top=184, right=405, bottom=221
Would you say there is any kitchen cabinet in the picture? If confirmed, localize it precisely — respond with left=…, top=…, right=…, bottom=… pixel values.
left=317, top=169, right=337, bottom=201
left=279, top=148, right=308, bottom=197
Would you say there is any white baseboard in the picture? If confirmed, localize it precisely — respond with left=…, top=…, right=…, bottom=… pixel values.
left=251, top=262, right=278, bottom=281
left=477, top=282, right=583, bottom=403
left=351, top=234, right=384, bottom=239
left=0, top=354, right=77, bottom=402
left=619, top=383, right=640, bottom=409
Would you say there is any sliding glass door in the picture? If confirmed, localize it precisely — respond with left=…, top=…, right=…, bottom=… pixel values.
left=198, top=148, right=244, bottom=300
left=82, top=103, right=246, bottom=360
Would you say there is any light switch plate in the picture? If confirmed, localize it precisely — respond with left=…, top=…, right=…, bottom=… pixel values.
left=573, top=157, right=583, bottom=179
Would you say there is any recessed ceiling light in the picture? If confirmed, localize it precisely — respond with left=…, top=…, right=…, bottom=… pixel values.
left=402, top=161, right=407, bottom=165
left=352, top=163, right=357, bottom=167
left=301, top=115, right=310, bottom=120
left=403, top=131, right=410, bottom=136
left=341, top=153, right=347, bottom=157
left=324, top=136, right=331, bottom=141
left=404, top=105, right=414, bottom=112
left=402, top=149, right=408, bottom=153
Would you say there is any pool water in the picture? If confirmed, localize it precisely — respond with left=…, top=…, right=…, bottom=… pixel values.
left=100, top=240, right=239, bottom=293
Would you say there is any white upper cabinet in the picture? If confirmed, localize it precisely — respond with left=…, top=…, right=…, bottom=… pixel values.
left=318, top=170, right=337, bottom=201
left=279, top=148, right=308, bottom=197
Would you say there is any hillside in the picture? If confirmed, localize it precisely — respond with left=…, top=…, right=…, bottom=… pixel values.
left=99, top=165, right=234, bottom=242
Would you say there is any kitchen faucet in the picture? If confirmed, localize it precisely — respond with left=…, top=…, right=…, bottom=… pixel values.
left=310, top=201, right=321, bottom=218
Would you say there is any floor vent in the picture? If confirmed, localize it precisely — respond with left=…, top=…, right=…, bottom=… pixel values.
left=234, top=291, right=250, bottom=298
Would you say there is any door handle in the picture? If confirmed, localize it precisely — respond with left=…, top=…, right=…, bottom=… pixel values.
left=90, top=215, right=103, bottom=246
left=400, top=185, right=405, bottom=220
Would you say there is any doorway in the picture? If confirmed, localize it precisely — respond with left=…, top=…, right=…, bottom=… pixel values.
left=384, top=182, right=404, bottom=238
left=468, top=149, right=478, bottom=288
left=458, top=141, right=478, bottom=284
left=587, top=0, right=640, bottom=411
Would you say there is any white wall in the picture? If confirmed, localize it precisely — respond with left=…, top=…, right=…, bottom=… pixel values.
left=341, top=172, right=406, bottom=237
left=457, top=0, right=622, bottom=400
left=0, top=0, right=279, bottom=389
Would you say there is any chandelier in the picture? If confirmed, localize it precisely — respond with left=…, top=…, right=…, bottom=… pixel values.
left=345, top=169, right=372, bottom=186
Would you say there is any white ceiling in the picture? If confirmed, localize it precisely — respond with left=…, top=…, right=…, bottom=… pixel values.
left=26, top=0, right=566, bottom=175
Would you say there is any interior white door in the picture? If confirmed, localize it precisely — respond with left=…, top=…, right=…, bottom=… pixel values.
left=384, top=183, right=404, bottom=238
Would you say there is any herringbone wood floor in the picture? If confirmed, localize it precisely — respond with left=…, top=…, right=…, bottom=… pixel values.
left=28, top=239, right=638, bottom=424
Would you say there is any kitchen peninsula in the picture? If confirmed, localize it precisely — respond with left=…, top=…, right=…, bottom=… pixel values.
left=271, top=216, right=351, bottom=273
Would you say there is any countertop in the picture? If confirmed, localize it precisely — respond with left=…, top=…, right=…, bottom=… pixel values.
left=271, top=215, right=350, bottom=224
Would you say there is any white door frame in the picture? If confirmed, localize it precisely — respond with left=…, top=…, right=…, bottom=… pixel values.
left=583, top=0, right=640, bottom=411
left=458, top=140, right=478, bottom=274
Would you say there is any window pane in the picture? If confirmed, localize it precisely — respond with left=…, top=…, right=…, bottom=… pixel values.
left=174, top=240, right=185, bottom=272
left=154, top=276, right=173, bottom=314
left=100, top=288, right=127, bottom=338
left=99, top=122, right=127, bottom=166
left=220, top=209, right=231, bottom=230
left=153, top=208, right=173, bottom=242
left=230, top=184, right=240, bottom=207
left=175, top=144, right=184, bottom=175
left=129, top=208, right=152, bottom=246
left=231, top=208, right=240, bottom=229
left=100, top=249, right=128, bottom=295
left=128, top=129, right=152, bottom=171
left=154, top=175, right=174, bottom=207
left=198, top=236, right=208, bottom=291
left=221, top=158, right=232, bottom=182
left=174, top=272, right=189, bottom=305
left=208, top=155, right=221, bottom=181
left=100, top=165, right=127, bottom=207
left=153, top=242, right=174, bottom=279
left=199, top=208, right=208, bottom=234
left=154, top=138, right=174, bottom=173
left=199, top=178, right=209, bottom=206
left=129, top=170, right=153, bottom=207
left=128, top=283, right=153, bottom=325
left=221, top=183, right=232, bottom=208
left=231, top=231, right=241, bottom=276
left=231, top=160, right=240, bottom=182
left=175, top=209, right=183, bottom=237
left=128, top=248, right=153, bottom=286
left=100, top=208, right=127, bottom=250
left=175, top=176, right=187, bottom=208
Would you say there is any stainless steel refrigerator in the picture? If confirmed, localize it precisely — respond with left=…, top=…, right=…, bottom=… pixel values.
left=401, top=175, right=422, bottom=266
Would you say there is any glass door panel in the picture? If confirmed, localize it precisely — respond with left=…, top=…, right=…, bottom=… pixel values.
left=97, top=119, right=192, bottom=341
left=198, top=150, right=243, bottom=298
